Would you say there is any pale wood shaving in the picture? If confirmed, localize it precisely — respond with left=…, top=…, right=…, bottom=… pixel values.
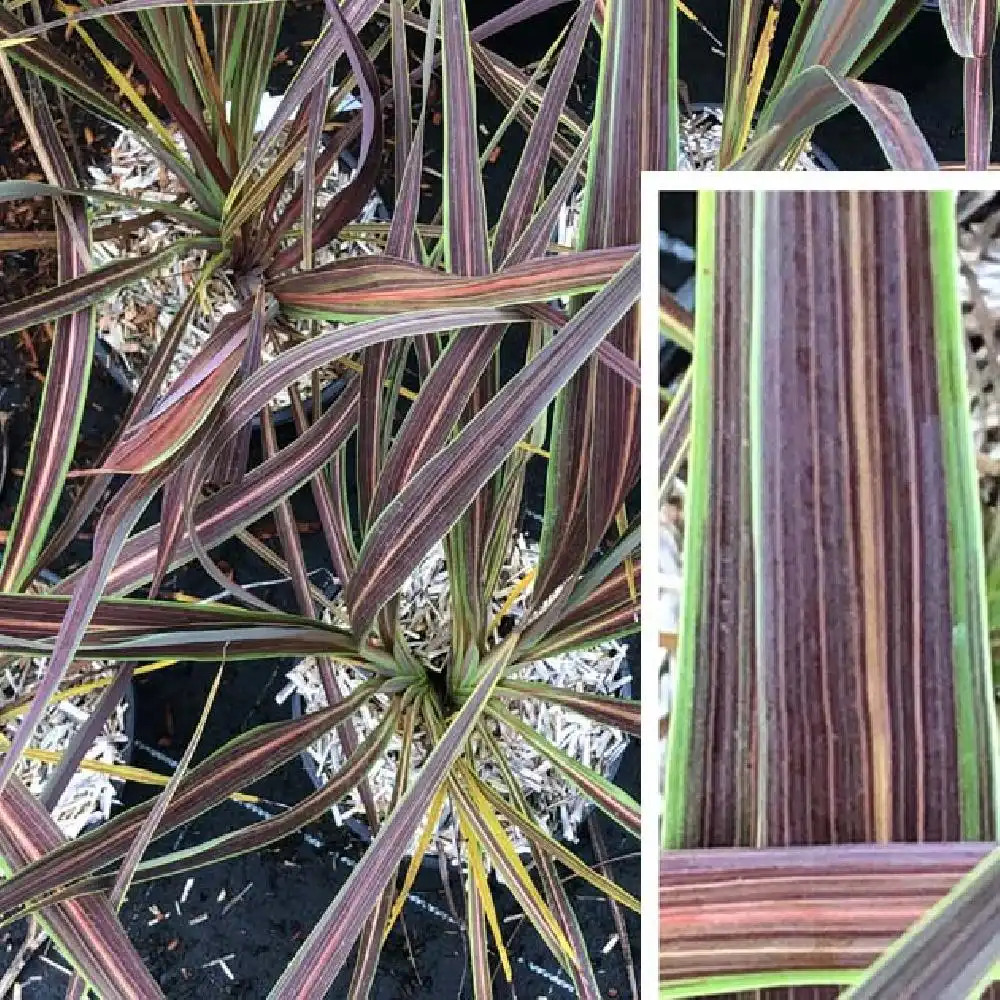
left=678, top=106, right=826, bottom=171
left=2, top=652, right=128, bottom=840
left=959, top=192, right=1000, bottom=495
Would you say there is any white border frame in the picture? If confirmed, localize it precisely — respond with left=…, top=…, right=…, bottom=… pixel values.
left=639, top=169, right=1000, bottom=1000
left=641, top=170, right=1000, bottom=193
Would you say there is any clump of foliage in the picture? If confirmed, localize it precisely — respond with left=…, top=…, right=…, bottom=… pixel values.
left=0, top=0, right=652, bottom=995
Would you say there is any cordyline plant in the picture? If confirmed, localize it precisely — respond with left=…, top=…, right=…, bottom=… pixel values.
left=667, top=0, right=998, bottom=169
left=0, top=0, right=656, bottom=995
left=659, top=188, right=1000, bottom=997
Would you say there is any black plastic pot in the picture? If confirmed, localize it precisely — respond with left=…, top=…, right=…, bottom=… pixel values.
left=290, top=643, right=635, bottom=866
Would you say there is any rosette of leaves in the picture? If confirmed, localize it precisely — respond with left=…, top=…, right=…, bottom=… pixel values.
left=0, top=0, right=656, bottom=996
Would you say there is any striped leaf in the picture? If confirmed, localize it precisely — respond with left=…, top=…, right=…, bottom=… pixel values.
left=472, top=770, right=640, bottom=912
left=659, top=842, right=991, bottom=984
left=0, top=593, right=358, bottom=661
left=449, top=778, right=573, bottom=961
left=708, top=0, right=935, bottom=168
left=30, top=263, right=222, bottom=579
left=0, top=682, right=380, bottom=922
left=0, top=111, right=94, bottom=591
left=768, top=0, right=920, bottom=97
left=228, top=0, right=380, bottom=203
left=534, top=0, right=666, bottom=606
left=58, top=381, right=361, bottom=598
left=23, top=705, right=399, bottom=908
left=260, top=401, right=383, bottom=829
left=55, top=308, right=527, bottom=603
left=852, top=1, right=925, bottom=75
left=95, top=322, right=251, bottom=475
left=344, top=254, right=639, bottom=636
left=0, top=180, right=219, bottom=232
left=0, top=780, right=164, bottom=999
left=0, top=236, right=218, bottom=339
left=939, top=0, right=998, bottom=168
left=0, top=463, right=174, bottom=800
left=659, top=292, right=694, bottom=352
left=845, top=844, right=1000, bottom=998
left=0, top=9, right=208, bottom=199
left=467, top=862, right=493, bottom=1000
left=273, top=247, right=635, bottom=320
left=362, top=149, right=600, bottom=545
left=497, top=680, right=640, bottom=737
left=662, top=190, right=1000, bottom=990
left=441, top=0, right=489, bottom=277
left=659, top=370, right=691, bottom=492
left=715, top=0, right=769, bottom=167
left=474, top=731, right=606, bottom=999
left=738, top=64, right=937, bottom=169
left=492, top=0, right=595, bottom=265
left=661, top=191, right=758, bottom=851
left=73, top=4, right=231, bottom=189
left=267, top=0, right=383, bottom=273
left=528, top=606, right=638, bottom=661
left=289, top=385, right=358, bottom=587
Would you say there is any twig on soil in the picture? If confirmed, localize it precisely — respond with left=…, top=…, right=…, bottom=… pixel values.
left=219, top=881, right=252, bottom=915
left=0, top=920, right=47, bottom=997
